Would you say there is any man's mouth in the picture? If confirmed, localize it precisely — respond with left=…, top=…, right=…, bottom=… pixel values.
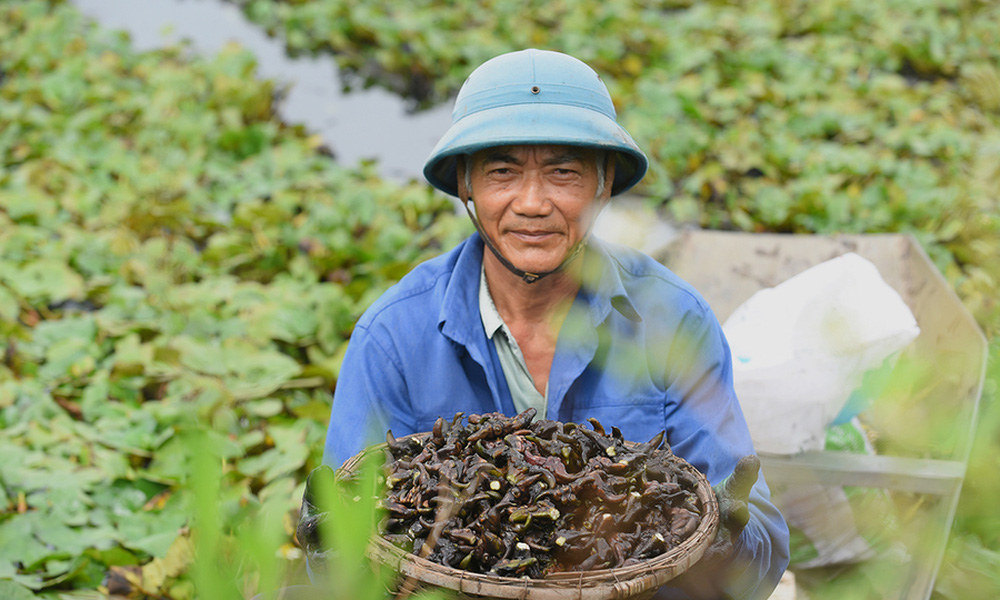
left=508, top=229, right=558, bottom=243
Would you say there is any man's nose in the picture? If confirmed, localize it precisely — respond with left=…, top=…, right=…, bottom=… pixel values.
left=510, top=172, right=552, bottom=216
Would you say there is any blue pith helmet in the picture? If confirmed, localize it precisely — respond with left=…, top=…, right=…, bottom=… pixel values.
left=423, top=49, right=648, bottom=197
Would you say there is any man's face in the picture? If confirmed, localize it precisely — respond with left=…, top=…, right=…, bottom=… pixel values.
left=457, top=144, right=613, bottom=277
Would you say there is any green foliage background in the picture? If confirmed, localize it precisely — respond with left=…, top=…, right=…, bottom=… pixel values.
left=0, top=1, right=467, bottom=597
left=1, top=0, right=998, bottom=599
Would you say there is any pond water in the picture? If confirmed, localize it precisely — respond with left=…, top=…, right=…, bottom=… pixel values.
left=71, top=0, right=453, bottom=183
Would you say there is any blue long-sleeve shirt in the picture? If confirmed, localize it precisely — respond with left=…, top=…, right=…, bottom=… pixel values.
left=323, top=233, right=789, bottom=599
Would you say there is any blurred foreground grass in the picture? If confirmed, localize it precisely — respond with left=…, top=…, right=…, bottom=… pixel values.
left=1, top=0, right=998, bottom=599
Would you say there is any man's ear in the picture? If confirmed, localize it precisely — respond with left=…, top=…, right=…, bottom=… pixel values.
left=600, top=153, right=617, bottom=206
left=455, top=157, right=470, bottom=202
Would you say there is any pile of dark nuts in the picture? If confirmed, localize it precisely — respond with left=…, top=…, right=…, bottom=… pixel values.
left=378, top=408, right=706, bottom=578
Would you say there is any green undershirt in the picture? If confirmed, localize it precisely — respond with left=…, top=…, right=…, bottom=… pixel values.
left=478, top=264, right=548, bottom=417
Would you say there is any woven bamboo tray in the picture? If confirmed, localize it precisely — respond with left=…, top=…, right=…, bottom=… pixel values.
left=340, top=433, right=720, bottom=600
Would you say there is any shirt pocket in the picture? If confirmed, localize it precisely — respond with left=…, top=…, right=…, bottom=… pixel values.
left=565, top=398, right=666, bottom=447
left=413, top=395, right=497, bottom=435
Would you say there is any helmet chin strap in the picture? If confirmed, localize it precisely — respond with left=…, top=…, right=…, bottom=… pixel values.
left=463, top=196, right=587, bottom=284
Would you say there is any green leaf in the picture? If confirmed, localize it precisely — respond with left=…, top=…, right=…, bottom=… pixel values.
left=0, top=513, right=55, bottom=567
left=0, top=285, right=19, bottom=322
left=754, top=185, right=792, bottom=226
left=22, top=317, right=97, bottom=361
left=238, top=443, right=308, bottom=483
left=244, top=398, right=284, bottom=418
left=0, top=580, right=36, bottom=600
left=5, top=260, right=85, bottom=304
left=38, top=337, right=99, bottom=382
left=34, top=521, right=95, bottom=559
left=172, top=337, right=230, bottom=377
left=116, top=509, right=186, bottom=558
left=223, top=347, right=301, bottom=401
left=85, top=546, right=140, bottom=567
left=0, top=560, right=18, bottom=579
left=142, top=436, right=189, bottom=484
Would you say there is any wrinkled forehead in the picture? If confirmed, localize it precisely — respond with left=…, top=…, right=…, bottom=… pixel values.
left=472, top=144, right=600, bottom=166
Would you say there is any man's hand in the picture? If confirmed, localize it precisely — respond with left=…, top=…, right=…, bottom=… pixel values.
left=655, top=455, right=761, bottom=598
left=296, top=465, right=336, bottom=570
left=705, top=454, right=760, bottom=562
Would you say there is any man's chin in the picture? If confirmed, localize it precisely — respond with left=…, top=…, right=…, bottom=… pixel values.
left=485, top=241, right=579, bottom=278
left=507, top=257, right=571, bottom=279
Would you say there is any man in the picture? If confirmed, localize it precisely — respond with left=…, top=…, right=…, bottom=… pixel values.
left=312, top=49, right=789, bottom=599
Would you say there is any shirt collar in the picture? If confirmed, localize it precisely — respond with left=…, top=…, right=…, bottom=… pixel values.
left=577, top=237, right=643, bottom=325
left=479, top=262, right=506, bottom=340
left=439, top=233, right=488, bottom=349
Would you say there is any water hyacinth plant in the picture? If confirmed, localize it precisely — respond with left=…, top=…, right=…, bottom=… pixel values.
left=0, top=0, right=465, bottom=597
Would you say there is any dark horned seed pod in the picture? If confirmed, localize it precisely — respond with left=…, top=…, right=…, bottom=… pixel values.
left=376, top=412, right=707, bottom=576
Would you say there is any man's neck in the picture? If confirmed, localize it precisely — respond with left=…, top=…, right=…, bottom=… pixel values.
left=483, top=252, right=581, bottom=328
left=483, top=251, right=582, bottom=397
